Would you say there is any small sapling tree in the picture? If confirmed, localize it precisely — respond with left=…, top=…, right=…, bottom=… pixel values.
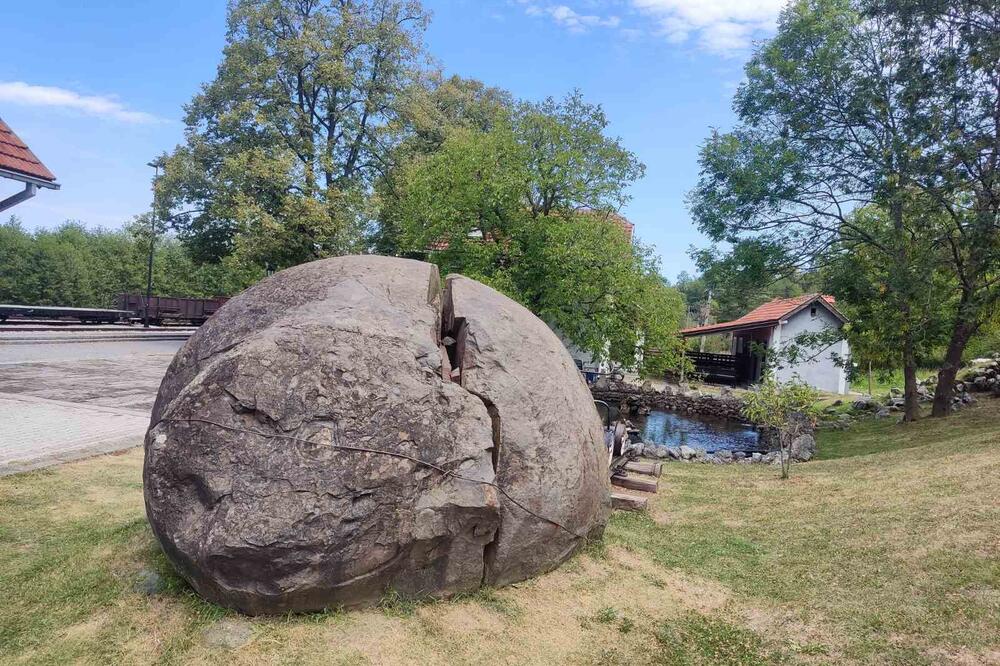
left=742, top=376, right=819, bottom=480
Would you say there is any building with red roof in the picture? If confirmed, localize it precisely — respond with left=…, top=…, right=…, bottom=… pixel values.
left=681, top=293, right=850, bottom=394
left=0, top=117, right=59, bottom=213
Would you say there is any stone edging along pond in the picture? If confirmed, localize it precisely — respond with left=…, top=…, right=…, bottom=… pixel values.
left=591, top=381, right=816, bottom=465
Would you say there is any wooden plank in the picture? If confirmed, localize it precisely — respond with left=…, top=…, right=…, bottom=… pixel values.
left=610, top=475, right=658, bottom=494
left=624, top=461, right=662, bottom=477
left=611, top=492, right=647, bottom=511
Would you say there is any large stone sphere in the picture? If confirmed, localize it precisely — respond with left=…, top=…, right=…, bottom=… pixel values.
left=144, top=255, right=610, bottom=614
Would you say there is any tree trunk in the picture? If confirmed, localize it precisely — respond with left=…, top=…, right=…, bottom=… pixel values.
left=779, top=430, right=790, bottom=480
left=932, top=314, right=978, bottom=418
left=902, top=339, right=920, bottom=422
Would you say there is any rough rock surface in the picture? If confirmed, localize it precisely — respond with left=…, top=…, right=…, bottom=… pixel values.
left=444, top=275, right=611, bottom=586
left=789, top=434, right=816, bottom=461
left=144, top=256, right=609, bottom=614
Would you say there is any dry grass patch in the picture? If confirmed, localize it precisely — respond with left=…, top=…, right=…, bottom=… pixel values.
left=1, top=449, right=754, bottom=665
left=3, top=401, right=998, bottom=664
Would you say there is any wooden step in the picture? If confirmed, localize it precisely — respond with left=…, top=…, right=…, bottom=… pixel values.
left=624, top=460, right=662, bottom=477
left=610, top=475, right=658, bottom=494
left=611, top=492, right=647, bottom=511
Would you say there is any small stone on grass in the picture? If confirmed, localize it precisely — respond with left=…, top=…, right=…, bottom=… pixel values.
left=134, top=569, right=165, bottom=596
left=202, top=618, right=253, bottom=649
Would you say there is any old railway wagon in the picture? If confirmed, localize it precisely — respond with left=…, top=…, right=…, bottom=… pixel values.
left=117, top=294, right=229, bottom=326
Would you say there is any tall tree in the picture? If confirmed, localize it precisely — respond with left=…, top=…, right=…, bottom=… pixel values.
left=157, top=0, right=428, bottom=268
left=689, top=0, right=955, bottom=420
left=822, top=204, right=955, bottom=393
left=385, top=93, right=684, bottom=374
left=371, top=73, right=513, bottom=254
left=899, top=0, right=1000, bottom=416
left=392, top=72, right=513, bottom=157
left=515, top=91, right=644, bottom=218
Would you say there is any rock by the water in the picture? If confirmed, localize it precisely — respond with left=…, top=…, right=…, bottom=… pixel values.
left=678, top=445, right=697, bottom=460
left=144, top=256, right=610, bottom=614
left=790, top=434, right=816, bottom=461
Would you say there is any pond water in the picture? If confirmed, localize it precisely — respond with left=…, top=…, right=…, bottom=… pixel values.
left=639, top=410, right=762, bottom=453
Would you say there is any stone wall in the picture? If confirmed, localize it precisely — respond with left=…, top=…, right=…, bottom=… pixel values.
left=592, top=382, right=746, bottom=420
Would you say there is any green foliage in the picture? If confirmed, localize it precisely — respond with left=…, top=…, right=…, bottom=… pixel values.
left=156, top=0, right=429, bottom=268
left=964, top=319, right=1000, bottom=361
left=593, top=606, right=618, bottom=624
left=741, top=376, right=819, bottom=432
left=822, top=204, right=955, bottom=377
left=743, top=375, right=818, bottom=478
left=383, top=92, right=684, bottom=375
left=377, top=589, right=420, bottom=618
left=689, top=241, right=819, bottom=323
left=687, top=0, right=1000, bottom=418
left=0, top=216, right=260, bottom=307
left=514, top=90, right=644, bottom=217
left=391, top=72, right=513, bottom=159
left=372, top=73, right=513, bottom=254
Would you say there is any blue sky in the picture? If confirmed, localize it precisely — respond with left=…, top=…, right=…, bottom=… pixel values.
left=0, top=0, right=786, bottom=278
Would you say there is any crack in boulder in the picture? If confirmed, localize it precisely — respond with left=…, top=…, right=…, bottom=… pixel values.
left=439, top=279, right=503, bottom=586
left=144, top=256, right=607, bottom=614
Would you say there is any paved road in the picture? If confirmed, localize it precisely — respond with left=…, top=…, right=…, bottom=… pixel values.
left=0, top=339, right=186, bottom=364
left=0, top=335, right=185, bottom=475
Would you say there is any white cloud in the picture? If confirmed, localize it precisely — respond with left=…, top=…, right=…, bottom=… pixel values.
left=0, top=81, right=163, bottom=124
left=511, top=0, right=784, bottom=53
left=518, top=1, right=621, bottom=33
left=632, top=0, right=785, bottom=54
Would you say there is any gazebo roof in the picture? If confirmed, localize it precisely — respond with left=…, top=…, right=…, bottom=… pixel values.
left=681, top=294, right=845, bottom=338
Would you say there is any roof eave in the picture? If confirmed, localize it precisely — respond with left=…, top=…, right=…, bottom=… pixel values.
left=680, top=321, right=778, bottom=338
left=784, top=295, right=848, bottom=324
left=0, top=167, right=59, bottom=190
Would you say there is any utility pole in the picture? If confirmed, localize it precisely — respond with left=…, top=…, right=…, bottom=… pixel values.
left=144, top=161, right=160, bottom=328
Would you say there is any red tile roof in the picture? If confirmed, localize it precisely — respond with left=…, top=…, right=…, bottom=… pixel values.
left=681, top=294, right=844, bottom=337
left=612, top=216, right=634, bottom=242
left=0, top=117, right=56, bottom=183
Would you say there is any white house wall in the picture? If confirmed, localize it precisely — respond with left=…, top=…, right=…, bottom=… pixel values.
left=770, top=304, right=850, bottom=394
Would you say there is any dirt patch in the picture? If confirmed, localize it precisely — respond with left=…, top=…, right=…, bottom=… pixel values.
left=927, top=647, right=1000, bottom=665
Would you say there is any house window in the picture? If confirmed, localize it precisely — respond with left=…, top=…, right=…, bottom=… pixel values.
left=810, top=306, right=818, bottom=318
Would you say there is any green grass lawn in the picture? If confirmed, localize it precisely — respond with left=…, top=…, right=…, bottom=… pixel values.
left=849, top=368, right=938, bottom=399
left=1, top=401, right=998, bottom=665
